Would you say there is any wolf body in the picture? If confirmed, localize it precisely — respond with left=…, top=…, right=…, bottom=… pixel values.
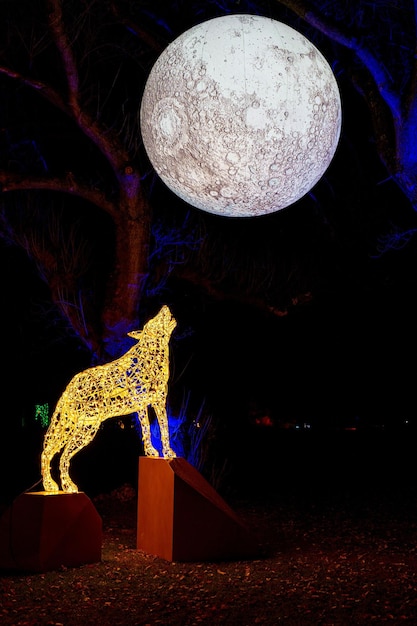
left=41, top=305, right=177, bottom=493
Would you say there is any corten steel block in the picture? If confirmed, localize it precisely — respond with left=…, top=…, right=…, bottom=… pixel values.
left=0, top=491, right=102, bottom=572
left=137, top=457, right=259, bottom=562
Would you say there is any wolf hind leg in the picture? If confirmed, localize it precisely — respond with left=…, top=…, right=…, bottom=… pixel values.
left=136, top=408, right=159, bottom=457
left=59, top=422, right=99, bottom=493
left=41, top=448, right=60, bottom=492
left=41, top=424, right=64, bottom=492
left=41, top=399, right=68, bottom=492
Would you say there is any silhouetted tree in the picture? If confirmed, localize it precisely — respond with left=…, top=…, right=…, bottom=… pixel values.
left=278, top=0, right=417, bottom=248
left=0, top=0, right=167, bottom=358
left=1, top=0, right=416, bottom=363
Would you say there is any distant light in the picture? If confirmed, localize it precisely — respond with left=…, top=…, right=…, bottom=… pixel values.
left=140, top=14, right=342, bottom=217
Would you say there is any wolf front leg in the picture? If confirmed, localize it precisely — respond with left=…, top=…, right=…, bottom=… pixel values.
left=153, top=399, right=176, bottom=459
left=136, top=407, right=159, bottom=457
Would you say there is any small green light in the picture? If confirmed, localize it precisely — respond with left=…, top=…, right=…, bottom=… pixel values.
left=35, top=403, right=50, bottom=428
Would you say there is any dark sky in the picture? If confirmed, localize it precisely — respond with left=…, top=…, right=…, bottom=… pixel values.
left=2, top=113, right=417, bottom=432
left=3, top=4, right=417, bottom=508
left=2, top=2, right=417, bottom=436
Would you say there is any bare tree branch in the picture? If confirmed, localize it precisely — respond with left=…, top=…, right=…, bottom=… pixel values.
left=0, top=171, right=118, bottom=218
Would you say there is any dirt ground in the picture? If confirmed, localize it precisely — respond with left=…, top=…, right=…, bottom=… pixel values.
left=2, top=481, right=417, bottom=626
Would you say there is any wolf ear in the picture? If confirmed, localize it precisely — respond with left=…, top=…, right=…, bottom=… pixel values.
left=127, top=330, right=142, bottom=340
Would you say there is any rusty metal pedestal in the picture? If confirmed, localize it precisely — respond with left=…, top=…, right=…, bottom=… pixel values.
left=137, top=457, right=259, bottom=562
left=0, top=491, right=102, bottom=572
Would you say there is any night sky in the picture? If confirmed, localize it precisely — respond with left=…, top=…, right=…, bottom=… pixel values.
left=2, top=1, right=417, bottom=502
left=1, top=105, right=417, bottom=429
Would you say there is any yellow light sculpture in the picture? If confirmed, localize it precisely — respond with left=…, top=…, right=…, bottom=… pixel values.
left=41, top=305, right=177, bottom=493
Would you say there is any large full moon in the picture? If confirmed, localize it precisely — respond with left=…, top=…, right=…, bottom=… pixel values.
left=140, top=14, right=342, bottom=217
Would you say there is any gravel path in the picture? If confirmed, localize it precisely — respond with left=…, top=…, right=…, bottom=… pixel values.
left=2, top=486, right=417, bottom=625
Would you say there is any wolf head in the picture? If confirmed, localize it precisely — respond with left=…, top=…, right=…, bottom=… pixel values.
left=128, top=305, right=177, bottom=341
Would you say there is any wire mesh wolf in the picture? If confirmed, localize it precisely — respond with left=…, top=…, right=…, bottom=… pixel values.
left=41, top=305, right=177, bottom=493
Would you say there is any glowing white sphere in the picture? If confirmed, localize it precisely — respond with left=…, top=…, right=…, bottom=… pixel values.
left=140, top=14, right=342, bottom=217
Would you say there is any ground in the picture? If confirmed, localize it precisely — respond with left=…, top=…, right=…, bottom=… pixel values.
left=2, top=479, right=417, bottom=625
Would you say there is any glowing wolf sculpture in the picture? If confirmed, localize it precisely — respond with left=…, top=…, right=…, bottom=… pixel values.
left=41, top=305, right=177, bottom=493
